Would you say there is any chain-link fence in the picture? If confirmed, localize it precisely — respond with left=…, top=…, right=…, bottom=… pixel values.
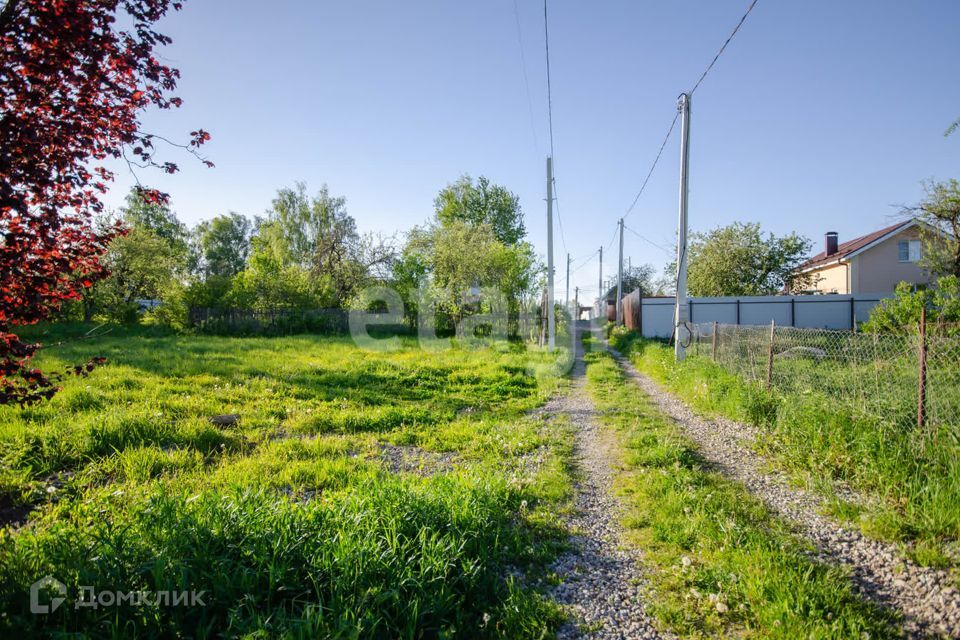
left=690, top=320, right=960, bottom=432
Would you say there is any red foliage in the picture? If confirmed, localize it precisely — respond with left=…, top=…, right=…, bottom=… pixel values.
left=0, top=0, right=209, bottom=404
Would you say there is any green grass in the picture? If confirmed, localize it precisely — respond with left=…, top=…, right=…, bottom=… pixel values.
left=0, top=324, right=575, bottom=638
left=609, top=329, right=960, bottom=569
left=582, top=345, right=902, bottom=638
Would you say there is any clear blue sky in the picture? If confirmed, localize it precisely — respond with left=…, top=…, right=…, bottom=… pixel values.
left=102, top=0, right=960, bottom=303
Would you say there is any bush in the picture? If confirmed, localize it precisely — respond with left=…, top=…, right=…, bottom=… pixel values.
left=863, top=275, right=960, bottom=335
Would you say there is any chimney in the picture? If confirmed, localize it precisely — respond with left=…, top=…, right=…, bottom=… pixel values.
left=825, top=231, right=839, bottom=257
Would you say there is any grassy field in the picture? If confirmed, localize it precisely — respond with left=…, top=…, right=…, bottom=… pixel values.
left=0, top=324, right=574, bottom=638
left=582, top=342, right=901, bottom=638
left=609, top=328, right=960, bottom=569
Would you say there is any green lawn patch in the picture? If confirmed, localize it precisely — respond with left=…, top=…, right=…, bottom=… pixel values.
left=0, top=326, right=574, bottom=637
left=609, top=329, right=960, bottom=568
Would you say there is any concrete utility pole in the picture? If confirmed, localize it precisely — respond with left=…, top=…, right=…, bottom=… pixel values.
left=598, top=246, right=603, bottom=316
left=616, top=218, right=624, bottom=325
left=675, top=92, right=692, bottom=361
left=574, top=287, right=579, bottom=322
left=565, top=253, right=571, bottom=316
left=547, top=156, right=555, bottom=350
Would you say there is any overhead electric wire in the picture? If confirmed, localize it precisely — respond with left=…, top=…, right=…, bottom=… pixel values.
left=512, top=0, right=541, bottom=156
left=551, top=177, right=568, bottom=254
left=623, top=223, right=673, bottom=255
left=543, top=0, right=555, bottom=159
left=622, top=111, right=680, bottom=221
left=618, top=0, right=759, bottom=234
left=604, top=222, right=619, bottom=253
left=542, top=0, right=568, bottom=257
left=689, top=0, right=759, bottom=95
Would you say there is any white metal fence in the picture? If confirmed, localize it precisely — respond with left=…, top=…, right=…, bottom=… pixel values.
left=625, top=293, right=889, bottom=338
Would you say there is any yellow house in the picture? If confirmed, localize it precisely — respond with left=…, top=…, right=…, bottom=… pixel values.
left=796, top=220, right=935, bottom=295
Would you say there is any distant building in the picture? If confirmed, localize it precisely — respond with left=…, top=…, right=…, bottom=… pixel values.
left=795, top=219, right=938, bottom=295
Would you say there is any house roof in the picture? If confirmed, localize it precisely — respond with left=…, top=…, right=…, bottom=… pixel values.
left=798, top=219, right=916, bottom=271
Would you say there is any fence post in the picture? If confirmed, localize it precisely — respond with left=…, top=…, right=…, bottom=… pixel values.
left=917, top=305, right=927, bottom=429
left=766, top=319, right=775, bottom=389
left=712, top=321, right=718, bottom=361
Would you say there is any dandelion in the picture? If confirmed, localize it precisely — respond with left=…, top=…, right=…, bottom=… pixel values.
left=681, top=555, right=692, bottom=568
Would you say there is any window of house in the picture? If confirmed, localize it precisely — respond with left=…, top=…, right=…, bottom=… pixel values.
left=898, top=239, right=922, bottom=262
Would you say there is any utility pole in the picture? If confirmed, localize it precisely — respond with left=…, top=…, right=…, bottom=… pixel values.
left=598, top=246, right=603, bottom=317
left=627, top=256, right=631, bottom=273
left=616, top=218, right=624, bottom=325
left=565, top=253, right=571, bottom=316
left=675, top=92, right=691, bottom=361
left=546, top=156, right=555, bottom=350
left=574, top=287, right=579, bottom=323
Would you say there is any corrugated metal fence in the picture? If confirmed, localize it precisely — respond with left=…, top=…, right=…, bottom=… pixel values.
left=615, top=291, right=888, bottom=337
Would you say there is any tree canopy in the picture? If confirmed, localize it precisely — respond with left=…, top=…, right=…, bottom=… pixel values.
left=684, top=222, right=813, bottom=297
left=194, top=213, right=252, bottom=279
left=909, top=179, right=960, bottom=279
left=395, top=176, right=539, bottom=334
left=434, top=175, right=526, bottom=246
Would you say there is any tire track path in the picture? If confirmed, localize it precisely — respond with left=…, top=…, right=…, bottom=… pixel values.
left=547, top=327, right=667, bottom=639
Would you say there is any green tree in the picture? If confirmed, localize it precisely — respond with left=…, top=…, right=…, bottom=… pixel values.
left=401, top=173, right=540, bottom=336
left=683, top=222, right=813, bottom=296
left=91, top=227, right=182, bottom=322
left=194, top=212, right=251, bottom=278
left=603, top=264, right=657, bottom=299
left=434, top=175, right=525, bottom=245
left=260, top=183, right=393, bottom=307
left=907, top=179, right=960, bottom=278
left=229, top=233, right=323, bottom=312
left=120, top=189, right=189, bottom=255
left=80, top=190, right=190, bottom=322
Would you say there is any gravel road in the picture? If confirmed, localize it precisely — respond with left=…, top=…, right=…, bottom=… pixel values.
left=609, top=347, right=960, bottom=639
left=547, top=329, right=667, bottom=639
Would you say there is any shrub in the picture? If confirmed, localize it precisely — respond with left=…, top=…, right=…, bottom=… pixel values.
left=863, top=275, right=960, bottom=335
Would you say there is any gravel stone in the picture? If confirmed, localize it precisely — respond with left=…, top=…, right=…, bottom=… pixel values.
left=547, top=328, right=667, bottom=639
left=609, top=347, right=960, bottom=639
left=377, top=444, right=457, bottom=476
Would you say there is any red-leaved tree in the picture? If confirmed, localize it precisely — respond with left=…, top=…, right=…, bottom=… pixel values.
left=0, top=0, right=210, bottom=404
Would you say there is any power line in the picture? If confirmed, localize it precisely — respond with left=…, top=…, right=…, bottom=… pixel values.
left=622, top=111, right=680, bottom=220
left=542, top=0, right=567, bottom=255
left=543, top=0, right=556, bottom=158
left=690, top=0, right=759, bottom=95
left=552, top=176, right=568, bottom=254
left=621, top=0, right=759, bottom=223
left=604, top=222, right=619, bottom=253
left=512, top=0, right=540, bottom=156
left=623, top=223, right=673, bottom=255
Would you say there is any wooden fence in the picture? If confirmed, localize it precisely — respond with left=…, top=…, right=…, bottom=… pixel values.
left=188, top=307, right=349, bottom=333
